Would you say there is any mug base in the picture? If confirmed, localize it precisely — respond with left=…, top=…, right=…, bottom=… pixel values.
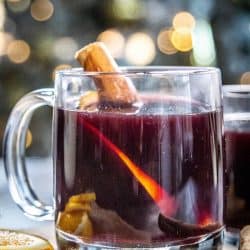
left=56, top=228, right=224, bottom=250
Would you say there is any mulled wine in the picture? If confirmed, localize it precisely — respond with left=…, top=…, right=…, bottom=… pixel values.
left=54, top=96, right=223, bottom=248
left=3, top=64, right=223, bottom=249
left=224, top=120, right=250, bottom=229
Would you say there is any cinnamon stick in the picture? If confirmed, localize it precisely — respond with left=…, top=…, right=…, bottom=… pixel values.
left=75, top=42, right=139, bottom=107
left=158, top=214, right=221, bottom=238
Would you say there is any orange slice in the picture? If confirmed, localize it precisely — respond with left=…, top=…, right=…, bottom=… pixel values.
left=74, top=212, right=93, bottom=237
left=0, top=229, right=53, bottom=250
left=57, top=211, right=84, bottom=233
left=79, top=91, right=99, bottom=110
left=65, top=202, right=91, bottom=213
left=68, top=193, right=96, bottom=203
left=57, top=211, right=93, bottom=238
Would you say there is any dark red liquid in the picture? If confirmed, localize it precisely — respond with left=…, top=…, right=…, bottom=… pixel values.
left=54, top=98, right=223, bottom=247
left=224, top=121, right=250, bottom=229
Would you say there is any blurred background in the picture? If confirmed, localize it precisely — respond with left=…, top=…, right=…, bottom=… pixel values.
left=0, top=0, right=249, bottom=156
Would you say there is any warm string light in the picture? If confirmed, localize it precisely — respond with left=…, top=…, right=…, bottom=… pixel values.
left=97, top=29, right=125, bottom=58
left=240, top=72, right=250, bottom=84
left=157, top=28, right=177, bottom=55
left=7, top=0, right=30, bottom=13
left=96, top=29, right=155, bottom=64
left=171, top=12, right=195, bottom=52
left=173, top=12, right=196, bottom=31
left=157, top=11, right=196, bottom=54
left=171, top=28, right=193, bottom=52
left=111, top=0, right=143, bottom=21
left=0, top=2, right=6, bottom=29
left=125, top=32, right=156, bottom=65
left=7, top=40, right=30, bottom=63
left=53, top=37, right=78, bottom=61
left=30, top=0, right=54, bottom=22
left=0, top=32, right=14, bottom=56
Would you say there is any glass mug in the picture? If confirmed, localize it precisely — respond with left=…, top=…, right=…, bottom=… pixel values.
left=3, top=67, right=224, bottom=249
left=224, top=85, right=250, bottom=232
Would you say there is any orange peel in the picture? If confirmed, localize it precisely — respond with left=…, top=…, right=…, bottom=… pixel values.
left=68, top=192, right=96, bottom=204
left=65, top=202, right=91, bottom=213
left=0, top=229, right=53, bottom=250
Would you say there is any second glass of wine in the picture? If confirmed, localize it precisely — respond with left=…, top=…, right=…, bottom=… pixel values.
left=224, top=85, right=250, bottom=236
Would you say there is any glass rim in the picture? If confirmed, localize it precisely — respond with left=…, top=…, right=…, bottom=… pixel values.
left=223, top=84, right=250, bottom=98
left=55, top=66, right=220, bottom=77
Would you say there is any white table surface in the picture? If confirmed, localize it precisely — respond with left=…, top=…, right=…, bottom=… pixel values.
left=0, top=157, right=55, bottom=247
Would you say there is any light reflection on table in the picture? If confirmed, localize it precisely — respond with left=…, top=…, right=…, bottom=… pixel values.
left=0, top=157, right=55, bottom=246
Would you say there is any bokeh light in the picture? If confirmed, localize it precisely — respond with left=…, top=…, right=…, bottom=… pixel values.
left=173, top=11, right=196, bottom=31
left=97, top=29, right=125, bottom=58
left=0, top=2, right=6, bottom=29
left=7, top=40, right=31, bottom=63
left=26, top=129, right=32, bottom=148
left=170, top=11, right=196, bottom=53
left=171, top=28, right=193, bottom=52
left=240, top=72, right=250, bottom=84
left=52, top=64, right=72, bottom=80
left=30, top=0, right=54, bottom=22
left=157, top=28, right=177, bottom=55
left=53, top=37, right=78, bottom=61
left=192, top=20, right=216, bottom=66
left=0, top=32, right=13, bottom=56
left=111, top=0, right=143, bottom=21
left=125, top=32, right=156, bottom=66
left=7, top=0, right=30, bottom=13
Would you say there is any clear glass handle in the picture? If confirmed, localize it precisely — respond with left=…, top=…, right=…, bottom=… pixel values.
left=3, top=88, right=55, bottom=220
